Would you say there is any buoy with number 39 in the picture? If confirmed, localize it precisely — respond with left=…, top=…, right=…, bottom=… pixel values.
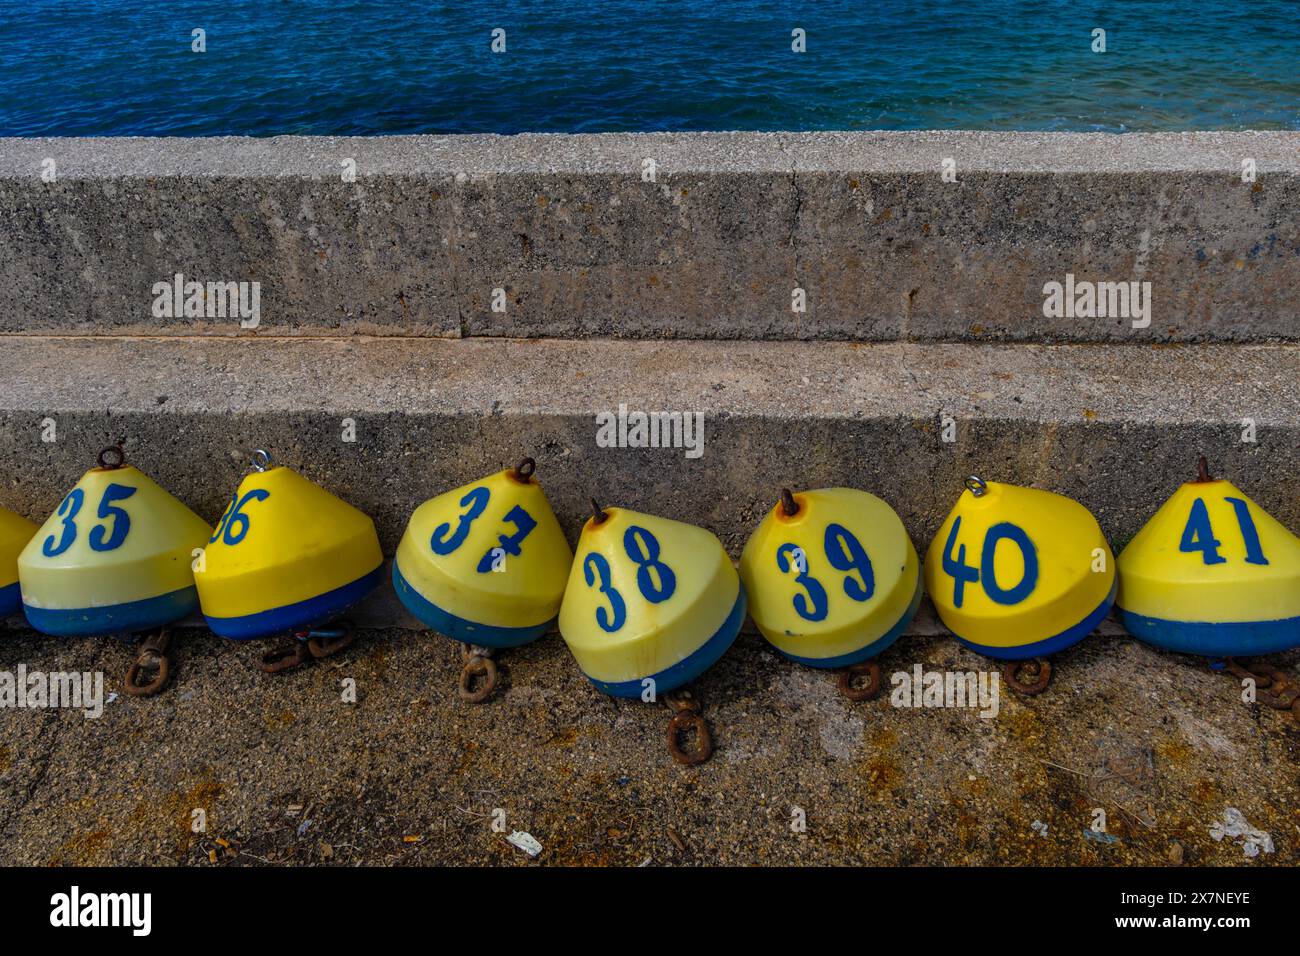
left=1117, top=457, right=1300, bottom=657
left=0, top=506, right=38, bottom=620
left=195, top=450, right=383, bottom=670
left=18, top=446, right=211, bottom=637
left=924, top=476, right=1116, bottom=693
left=740, top=487, right=921, bottom=669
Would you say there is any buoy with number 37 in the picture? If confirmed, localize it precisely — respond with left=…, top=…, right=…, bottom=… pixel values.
left=1117, top=457, right=1300, bottom=657
left=924, top=476, right=1116, bottom=694
left=195, top=450, right=383, bottom=671
left=393, top=457, right=573, bottom=702
left=0, top=506, right=38, bottom=620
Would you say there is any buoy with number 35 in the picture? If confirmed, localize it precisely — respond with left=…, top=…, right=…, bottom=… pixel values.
left=18, top=446, right=211, bottom=638
left=740, top=487, right=921, bottom=700
left=393, top=457, right=573, bottom=702
left=195, top=450, right=384, bottom=672
left=924, top=476, right=1116, bottom=694
left=1117, top=457, right=1300, bottom=657
left=0, top=506, right=38, bottom=620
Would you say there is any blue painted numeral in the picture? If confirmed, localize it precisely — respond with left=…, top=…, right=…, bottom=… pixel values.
left=430, top=486, right=490, bottom=555
left=941, top=516, right=1037, bottom=608
left=824, top=523, right=875, bottom=602
left=477, top=504, right=537, bottom=572
left=1180, top=496, right=1269, bottom=566
left=776, top=543, right=829, bottom=622
left=42, top=488, right=84, bottom=557
left=583, top=553, right=627, bottom=633
left=89, top=482, right=137, bottom=552
left=623, top=525, right=676, bottom=603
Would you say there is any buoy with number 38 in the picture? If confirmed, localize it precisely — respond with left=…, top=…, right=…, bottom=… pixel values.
left=1117, top=457, right=1300, bottom=657
left=0, top=507, right=38, bottom=620
left=740, top=487, right=921, bottom=668
left=195, top=451, right=383, bottom=666
left=559, top=503, right=745, bottom=699
left=18, top=446, right=211, bottom=637
left=924, top=477, right=1116, bottom=692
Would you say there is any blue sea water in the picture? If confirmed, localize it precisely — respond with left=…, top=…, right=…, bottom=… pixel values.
left=1, top=1, right=1297, bottom=136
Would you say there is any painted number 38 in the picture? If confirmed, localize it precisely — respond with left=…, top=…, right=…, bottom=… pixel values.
left=941, top=516, right=1039, bottom=608
left=582, top=525, right=677, bottom=634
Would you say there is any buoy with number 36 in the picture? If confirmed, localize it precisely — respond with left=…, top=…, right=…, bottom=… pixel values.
left=195, top=450, right=383, bottom=671
left=0, top=506, right=38, bottom=620
left=740, top=487, right=921, bottom=684
left=18, top=446, right=211, bottom=638
left=924, top=476, right=1116, bottom=693
left=1117, top=457, right=1300, bottom=657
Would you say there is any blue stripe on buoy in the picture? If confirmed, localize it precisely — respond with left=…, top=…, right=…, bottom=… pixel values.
left=954, top=577, right=1118, bottom=661
left=23, top=585, right=199, bottom=638
left=1, top=581, right=23, bottom=619
left=1118, top=608, right=1300, bottom=658
left=776, top=575, right=924, bottom=669
left=204, top=563, right=384, bottom=640
left=392, top=561, right=552, bottom=648
left=586, top=583, right=747, bottom=699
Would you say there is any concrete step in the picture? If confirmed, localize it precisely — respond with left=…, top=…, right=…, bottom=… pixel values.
left=0, top=335, right=1296, bottom=557
left=1, top=132, right=1296, bottom=342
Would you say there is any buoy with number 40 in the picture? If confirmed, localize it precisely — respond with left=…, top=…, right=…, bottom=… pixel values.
left=924, top=477, right=1116, bottom=693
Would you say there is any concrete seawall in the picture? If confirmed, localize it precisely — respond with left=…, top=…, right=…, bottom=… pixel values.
left=1, top=131, right=1297, bottom=341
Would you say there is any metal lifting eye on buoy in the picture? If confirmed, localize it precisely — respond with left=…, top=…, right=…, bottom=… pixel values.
left=250, top=449, right=272, bottom=473
left=964, top=475, right=987, bottom=497
left=511, top=457, right=536, bottom=481
left=780, top=488, right=799, bottom=516
left=97, top=445, right=125, bottom=470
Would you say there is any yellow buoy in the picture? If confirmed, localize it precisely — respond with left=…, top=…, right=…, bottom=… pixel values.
left=393, top=458, right=573, bottom=647
left=740, top=487, right=921, bottom=667
left=18, top=446, right=211, bottom=636
left=196, top=451, right=383, bottom=640
left=558, top=503, right=744, bottom=698
left=923, top=477, right=1116, bottom=660
left=1118, top=457, right=1300, bottom=656
left=0, top=506, right=38, bottom=620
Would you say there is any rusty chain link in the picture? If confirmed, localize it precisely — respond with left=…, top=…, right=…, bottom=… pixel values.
left=1002, top=657, right=1053, bottom=696
left=837, top=660, right=883, bottom=701
left=1223, top=658, right=1300, bottom=724
left=260, top=623, right=355, bottom=674
left=123, top=628, right=174, bottom=697
left=664, top=688, right=713, bottom=765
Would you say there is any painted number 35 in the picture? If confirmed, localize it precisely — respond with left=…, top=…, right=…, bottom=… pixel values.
left=42, top=483, right=138, bottom=557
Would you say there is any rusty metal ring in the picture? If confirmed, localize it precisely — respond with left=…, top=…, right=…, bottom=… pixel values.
left=307, top=627, right=354, bottom=659
left=260, top=641, right=312, bottom=674
left=837, top=661, right=883, bottom=701
left=513, top=457, right=536, bottom=480
left=1002, top=657, right=1052, bottom=696
left=458, top=656, right=498, bottom=704
left=459, top=642, right=494, bottom=663
left=667, top=711, right=713, bottom=766
left=97, top=445, right=125, bottom=469
left=124, top=653, right=170, bottom=697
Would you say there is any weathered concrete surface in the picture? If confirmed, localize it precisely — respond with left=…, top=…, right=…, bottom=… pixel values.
left=0, top=337, right=1296, bottom=554
left=1, top=132, right=1296, bottom=341
left=0, top=607, right=1296, bottom=866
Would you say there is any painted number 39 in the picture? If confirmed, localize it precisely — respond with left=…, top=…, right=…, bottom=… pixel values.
left=941, top=516, right=1038, bottom=608
left=42, top=483, right=138, bottom=557
left=582, top=525, right=677, bottom=633
left=776, top=524, right=876, bottom=622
